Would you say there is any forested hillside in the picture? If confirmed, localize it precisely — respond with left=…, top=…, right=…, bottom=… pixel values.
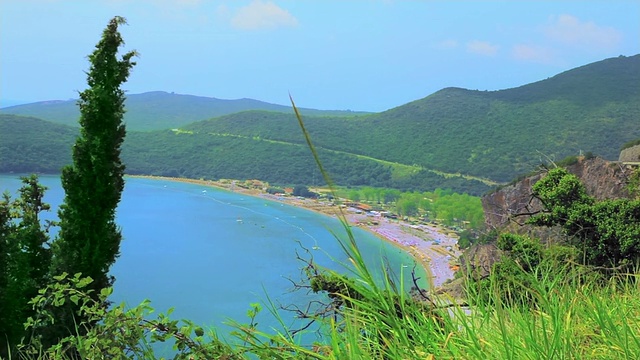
left=0, top=115, right=75, bottom=172
left=0, top=115, right=490, bottom=194
left=0, top=91, right=369, bottom=131
left=2, top=55, right=638, bottom=194
left=183, top=55, right=639, bottom=183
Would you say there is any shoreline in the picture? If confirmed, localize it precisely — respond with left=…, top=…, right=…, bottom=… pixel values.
left=127, top=175, right=462, bottom=289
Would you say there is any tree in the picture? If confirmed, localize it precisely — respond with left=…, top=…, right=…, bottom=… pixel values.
left=49, top=16, right=136, bottom=339
left=0, top=176, right=52, bottom=356
left=528, top=167, right=640, bottom=268
left=292, top=185, right=316, bottom=198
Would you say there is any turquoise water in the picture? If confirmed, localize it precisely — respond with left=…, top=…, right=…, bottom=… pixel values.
left=1, top=174, right=425, bottom=345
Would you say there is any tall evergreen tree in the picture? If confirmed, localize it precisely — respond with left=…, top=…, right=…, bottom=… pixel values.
left=52, top=16, right=136, bottom=300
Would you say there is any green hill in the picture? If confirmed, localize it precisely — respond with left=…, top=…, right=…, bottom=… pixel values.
left=2, top=55, right=638, bottom=194
left=0, top=91, right=370, bottom=132
left=360, top=56, right=639, bottom=182
left=0, top=115, right=76, bottom=173
left=181, top=55, right=638, bottom=183
left=0, top=114, right=488, bottom=194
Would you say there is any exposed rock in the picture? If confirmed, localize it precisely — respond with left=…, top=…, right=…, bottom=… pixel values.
left=432, top=277, right=466, bottom=300
left=429, top=243, right=502, bottom=301
left=446, top=154, right=638, bottom=301
left=482, top=156, right=633, bottom=240
left=620, top=144, right=640, bottom=163
left=458, top=243, right=502, bottom=280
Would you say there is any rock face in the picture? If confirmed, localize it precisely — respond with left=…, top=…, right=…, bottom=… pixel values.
left=620, top=144, right=640, bottom=163
left=458, top=243, right=502, bottom=279
left=481, top=156, right=633, bottom=240
left=444, top=154, right=638, bottom=300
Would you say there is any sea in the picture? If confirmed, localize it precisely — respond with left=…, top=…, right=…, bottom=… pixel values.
left=0, top=174, right=426, bottom=347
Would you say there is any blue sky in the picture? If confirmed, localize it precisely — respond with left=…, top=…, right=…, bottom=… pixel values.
left=1, top=1, right=639, bottom=111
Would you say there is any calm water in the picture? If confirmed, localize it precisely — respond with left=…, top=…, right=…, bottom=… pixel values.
left=1, top=174, right=425, bottom=344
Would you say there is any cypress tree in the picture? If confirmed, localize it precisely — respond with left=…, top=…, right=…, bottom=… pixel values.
left=52, top=16, right=136, bottom=302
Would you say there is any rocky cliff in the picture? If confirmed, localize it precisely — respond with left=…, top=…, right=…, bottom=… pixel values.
left=620, top=144, right=640, bottom=163
left=481, top=156, right=634, bottom=240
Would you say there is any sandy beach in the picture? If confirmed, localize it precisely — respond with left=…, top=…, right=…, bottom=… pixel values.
left=128, top=175, right=462, bottom=289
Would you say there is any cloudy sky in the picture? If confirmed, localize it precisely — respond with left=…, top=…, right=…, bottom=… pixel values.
left=1, top=0, right=638, bottom=111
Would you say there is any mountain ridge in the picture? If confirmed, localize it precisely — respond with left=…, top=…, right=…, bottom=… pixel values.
left=0, top=91, right=371, bottom=131
left=2, top=55, right=638, bottom=194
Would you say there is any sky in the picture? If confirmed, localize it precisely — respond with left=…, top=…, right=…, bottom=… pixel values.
left=1, top=1, right=639, bottom=112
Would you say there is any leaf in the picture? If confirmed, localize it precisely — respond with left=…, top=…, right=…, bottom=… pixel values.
left=100, top=287, right=113, bottom=298
left=194, top=327, right=204, bottom=337
left=53, top=272, right=68, bottom=281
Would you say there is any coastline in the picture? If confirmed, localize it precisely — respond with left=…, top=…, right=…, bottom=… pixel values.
left=127, top=175, right=462, bottom=289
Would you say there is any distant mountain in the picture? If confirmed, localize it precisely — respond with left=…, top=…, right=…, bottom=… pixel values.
left=2, top=55, right=638, bottom=194
left=0, top=91, right=370, bottom=131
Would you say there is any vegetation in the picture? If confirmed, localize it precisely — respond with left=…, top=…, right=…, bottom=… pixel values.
left=49, top=16, right=136, bottom=345
left=0, top=115, right=76, bottom=173
left=621, top=137, right=640, bottom=151
left=0, top=176, right=52, bottom=355
left=2, top=55, right=639, bottom=193
left=0, top=17, right=137, bottom=353
left=527, top=167, right=640, bottom=269
left=0, top=116, right=492, bottom=195
left=333, top=186, right=484, bottom=229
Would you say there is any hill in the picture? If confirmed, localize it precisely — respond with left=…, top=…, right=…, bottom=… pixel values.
left=0, top=115, right=76, bottom=173
left=182, top=55, right=638, bottom=183
left=362, top=56, right=639, bottom=182
left=2, top=55, right=638, bottom=194
left=0, top=114, right=490, bottom=194
left=0, top=91, right=370, bottom=131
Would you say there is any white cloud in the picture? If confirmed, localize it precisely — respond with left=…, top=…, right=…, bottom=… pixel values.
left=466, top=40, right=499, bottom=56
left=544, top=14, right=621, bottom=51
left=231, top=0, right=298, bottom=30
left=511, top=44, right=553, bottom=64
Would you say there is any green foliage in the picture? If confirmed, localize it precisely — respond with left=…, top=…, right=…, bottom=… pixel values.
left=554, top=155, right=579, bottom=167
left=528, top=167, right=640, bottom=268
left=292, top=185, right=316, bottom=198
left=0, top=114, right=76, bottom=173
left=266, top=186, right=284, bottom=194
left=470, top=233, right=579, bottom=307
left=0, top=175, right=52, bottom=357
left=49, top=16, right=136, bottom=345
left=20, top=273, right=240, bottom=359
left=334, top=186, right=484, bottom=228
left=628, top=167, right=640, bottom=199
left=621, top=137, right=640, bottom=151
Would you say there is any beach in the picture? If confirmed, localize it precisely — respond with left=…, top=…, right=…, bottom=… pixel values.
left=128, top=175, right=462, bottom=289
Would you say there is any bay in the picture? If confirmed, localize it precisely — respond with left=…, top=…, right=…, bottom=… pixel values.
left=1, top=174, right=426, bottom=344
